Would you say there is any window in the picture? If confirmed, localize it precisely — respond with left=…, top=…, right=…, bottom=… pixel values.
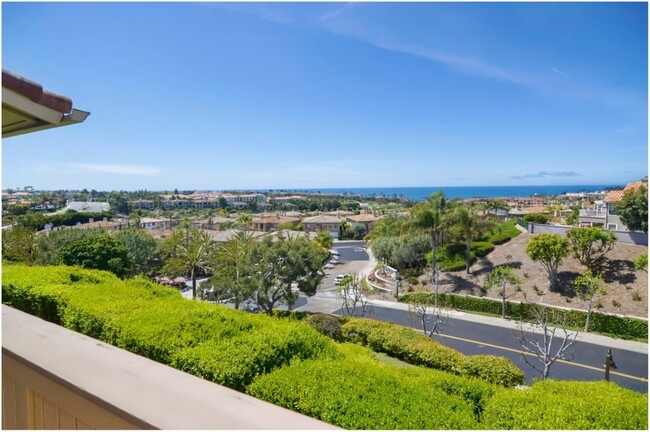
left=607, top=223, right=617, bottom=230
left=608, top=205, right=617, bottom=215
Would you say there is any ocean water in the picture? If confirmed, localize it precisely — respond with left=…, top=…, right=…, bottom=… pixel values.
left=261, top=185, right=618, bottom=201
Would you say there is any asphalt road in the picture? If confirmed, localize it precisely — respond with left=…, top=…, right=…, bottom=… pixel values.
left=320, top=241, right=370, bottom=291
left=302, top=240, right=648, bottom=393
left=334, top=305, right=648, bottom=393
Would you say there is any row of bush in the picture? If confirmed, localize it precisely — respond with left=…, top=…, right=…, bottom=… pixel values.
left=427, top=241, right=496, bottom=271
left=400, top=292, right=648, bottom=340
left=1, top=265, right=336, bottom=391
left=431, top=221, right=523, bottom=271
left=249, top=343, right=647, bottom=430
left=483, top=219, right=523, bottom=245
left=341, top=317, right=525, bottom=387
left=16, top=210, right=113, bottom=231
left=2, top=264, right=647, bottom=429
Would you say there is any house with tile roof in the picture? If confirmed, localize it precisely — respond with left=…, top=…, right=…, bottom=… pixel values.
left=601, top=180, right=648, bottom=232
left=345, top=213, right=383, bottom=232
left=302, top=214, right=341, bottom=238
left=252, top=215, right=301, bottom=232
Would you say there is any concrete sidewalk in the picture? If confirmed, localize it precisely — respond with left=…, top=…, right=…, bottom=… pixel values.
left=299, top=292, right=648, bottom=354
left=370, top=298, right=647, bottom=354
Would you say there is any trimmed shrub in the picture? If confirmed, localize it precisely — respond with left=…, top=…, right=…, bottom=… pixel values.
left=400, top=292, right=648, bottom=340
left=523, top=213, right=549, bottom=224
left=485, top=220, right=522, bottom=245
left=341, top=317, right=524, bottom=386
left=247, top=349, right=481, bottom=429
left=472, top=241, right=495, bottom=257
left=431, top=241, right=497, bottom=271
left=482, top=380, right=648, bottom=430
left=304, top=313, right=343, bottom=341
left=2, top=265, right=338, bottom=390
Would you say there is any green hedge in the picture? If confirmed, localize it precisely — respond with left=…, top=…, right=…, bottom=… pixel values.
left=484, top=220, right=522, bottom=245
left=341, top=317, right=525, bottom=387
left=428, top=241, right=497, bottom=272
left=304, top=313, right=343, bottom=341
left=3, top=265, right=647, bottom=430
left=247, top=343, right=489, bottom=429
left=2, top=265, right=338, bottom=390
left=400, top=292, right=648, bottom=340
left=481, top=380, right=648, bottom=430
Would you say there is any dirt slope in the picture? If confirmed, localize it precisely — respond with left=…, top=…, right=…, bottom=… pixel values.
left=430, top=232, right=648, bottom=318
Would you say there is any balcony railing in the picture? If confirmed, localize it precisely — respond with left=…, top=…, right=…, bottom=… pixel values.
left=2, top=305, right=337, bottom=430
left=579, top=209, right=607, bottom=218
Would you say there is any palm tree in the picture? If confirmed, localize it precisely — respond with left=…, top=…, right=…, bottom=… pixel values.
left=236, top=213, right=253, bottom=230
left=450, top=202, right=495, bottom=274
left=163, top=228, right=214, bottom=299
left=213, top=231, right=254, bottom=309
left=409, top=191, right=448, bottom=284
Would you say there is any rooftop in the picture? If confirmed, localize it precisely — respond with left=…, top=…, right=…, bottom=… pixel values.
left=2, top=69, right=90, bottom=138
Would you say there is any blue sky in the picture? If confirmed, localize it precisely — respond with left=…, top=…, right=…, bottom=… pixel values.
left=2, top=2, right=647, bottom=191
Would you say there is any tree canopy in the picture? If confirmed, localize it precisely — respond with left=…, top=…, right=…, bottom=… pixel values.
left=614, top=185, right=648, bottom=233
left=566, top=227, right=616, bottom=271
left=526, top=234, right=569, bottom=291
left=60, top=235, right=129, bottom=277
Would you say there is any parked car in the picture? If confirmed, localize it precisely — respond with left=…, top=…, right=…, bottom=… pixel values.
left=334, top=274, right=349, bottom=285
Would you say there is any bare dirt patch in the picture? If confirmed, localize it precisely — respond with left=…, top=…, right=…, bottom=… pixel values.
left=371, top=232, right=648, bottom=318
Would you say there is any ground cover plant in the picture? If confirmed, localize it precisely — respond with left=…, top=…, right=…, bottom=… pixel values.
left=2, top=264, right=647, bottom=430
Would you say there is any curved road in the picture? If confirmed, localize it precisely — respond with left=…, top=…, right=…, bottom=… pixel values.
left=300, top=240, right=648, bottom=393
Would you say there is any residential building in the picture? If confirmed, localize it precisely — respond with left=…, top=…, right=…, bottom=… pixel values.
left=252, top=214, right=300, bottom=232
left=578, top=200, right=607, bottom=227
left=139, top=217, right=168, bottom=231
left=602, top=180, right=648, bottom=231
left=346, top=213, right=383, bottom=232
left=302, top=215, right=341, bottom=238
left=132, top=199, right=156, bottom=210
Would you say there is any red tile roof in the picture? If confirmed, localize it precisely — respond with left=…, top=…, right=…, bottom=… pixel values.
left=604, top=181, right=646, bottom=203
left=3, top=69, right=73, bottom=113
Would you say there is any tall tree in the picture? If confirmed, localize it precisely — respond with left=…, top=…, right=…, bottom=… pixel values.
left=614, top=185, right=648, bottom=232
left=526, top=233, right=570, bottom=292
left=113, top=229, right=163, bottom=277
left=409, top=191, right=448, bottom=282
left=60, top=235, right=130, bottom=277
left=2, top=226, right=38, bottom=264
left=566, top=227, right=616, bottom=271
left=486, top=266, right=522, bottom=318
left=517, top=304, right=579, bottom=379
left=210, top=231, right=255, bottom=309
left=573, top=270, right=606, bottom=332
left=247, top=235, right=325, bottom=315
left=162, top=228, right=214, bottom=299
left=449, top=202, right=495, bottom=274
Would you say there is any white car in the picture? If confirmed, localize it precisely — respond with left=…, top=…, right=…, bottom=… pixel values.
left=334, top=274, right=349, bottom=285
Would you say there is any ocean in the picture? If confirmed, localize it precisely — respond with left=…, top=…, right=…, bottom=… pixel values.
left=260, top=185, right=618, bottom=201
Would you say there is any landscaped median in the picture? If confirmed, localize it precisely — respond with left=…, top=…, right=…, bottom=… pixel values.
left=2, top=264, right=647, bottom=430
left=400, top=292, right=649, bottom=341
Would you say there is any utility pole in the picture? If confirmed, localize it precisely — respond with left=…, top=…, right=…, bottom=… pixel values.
left=604, top=348, right=617, bottom=382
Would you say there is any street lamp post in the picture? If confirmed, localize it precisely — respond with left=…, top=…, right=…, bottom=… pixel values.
left=604, top=348, right=617, bottom=382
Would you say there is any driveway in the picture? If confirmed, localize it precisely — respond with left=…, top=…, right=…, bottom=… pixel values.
left=320, top=240, right=375, bottom=291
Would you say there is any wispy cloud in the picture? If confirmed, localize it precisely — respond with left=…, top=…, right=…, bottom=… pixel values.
left=551, top=67, right=569, bottom=78
left=69, top=163, right=161, bottom=176
left=510, top=171, right=580, bottom=180
left=319, top=2, right=357, bottom=22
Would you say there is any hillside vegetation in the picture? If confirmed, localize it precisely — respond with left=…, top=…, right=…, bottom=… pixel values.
left=2, top=264, right=647, bottom=429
